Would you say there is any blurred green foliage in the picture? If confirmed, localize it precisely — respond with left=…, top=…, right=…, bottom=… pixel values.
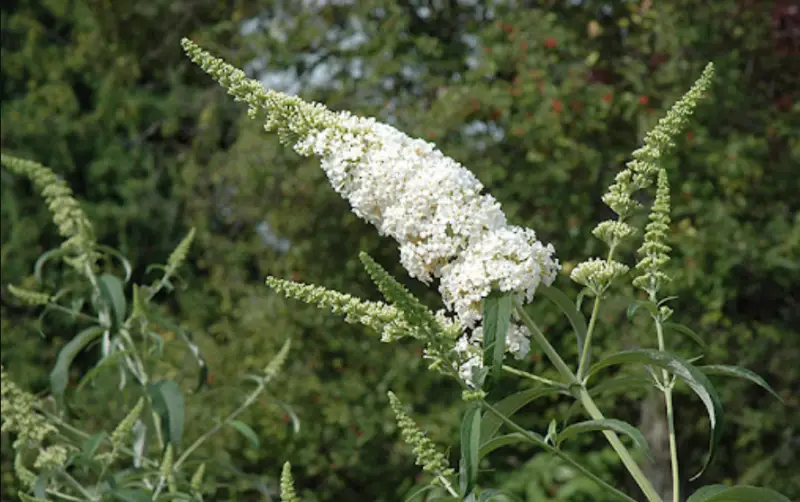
left=2, top=0, right=798, bottom=500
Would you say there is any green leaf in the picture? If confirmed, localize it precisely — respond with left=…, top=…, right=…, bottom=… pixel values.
left=479, top=432, right=527, bottom=458
left=479, top=489, right=524, bottom=502
left=96, top=273, right=127, bottom=330
left=227, top=419, right=260, bottom=449
left=545, top=419, right=558, bottom=444
left=687, top=485, right=791, bottom=502
left=77, top=350, right=131, bottom=391
left=96, top=244, right=133, bottom=283
left=34, top=247, right=66, bottom=282
left=588, top=349, right=723, bottom=479
left=270, top=399, right=302, bottom=434
left=538, top=285, right=588, bottom=358
left=33, top=474, right=48, bottom=499
left=479, top=387, right=563, bottom=444
left=626, top=299, right=658, bottom=321
left=51, top=325, right=106, bottom=400
left=482, top=292, right=512, bottom=382
left=148, top=380, right=185, bottom=450
left=403, top=484, right=437, bottom=502
left=82, top=431, right=107, bottom=458
left=460, top=404, right=482, bottom=497
left=556, top=419, right=651, bottom=458
left=111, top=488, right=152, bottom=502
left=663, top=322, right=708, bottom=349
left=700, top=365, right=783, bottom=402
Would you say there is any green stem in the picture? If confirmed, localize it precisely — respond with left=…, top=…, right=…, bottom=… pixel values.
left=35, top=405, right=158, bottom=469
left=577, top=297, right=601, bottom=381
left=577, top=245, right=618, bottom=381
left=514, top=301, right=662, bottom=502
left=501, top=365, right=568, bottom=390
left=43, top=302, right=98, bottom=324
left=58, top=469, right=97, bottom=501
left=578, top=387, right=663, bottom=502
left=482, top=401, right=637, bottom=502
left=656, top=319, right=680, bottom=502
left=173, top=382, right=265, bottom=471
left=513, top=299, right=577, bottom=385
left=437, top=474, right=459, bottom=498
left=46, top=489, right=84, bottom=502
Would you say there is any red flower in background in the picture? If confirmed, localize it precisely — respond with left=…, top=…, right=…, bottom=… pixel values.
left=544, top=37, right=558, bottom=48
left=603, top=92, right=613, bottom=103
left=638, top=95, right=649, bottom=105
left=552, top=99, right=563, bottom=114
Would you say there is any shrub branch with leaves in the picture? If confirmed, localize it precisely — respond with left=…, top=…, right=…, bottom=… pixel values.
left=0, top=154, right=293, bottom=501
left=179, top=38, right=788, bottom=502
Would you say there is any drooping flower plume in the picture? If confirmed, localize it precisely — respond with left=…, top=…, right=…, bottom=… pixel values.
left=182, top=39, right=559, bottom=384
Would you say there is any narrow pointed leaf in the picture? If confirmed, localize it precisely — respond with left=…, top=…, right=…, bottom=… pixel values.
left=687, top=485, right=791, bottom=502
left=111, top=488, right=152, bottom=502
left=588, top=349, right=723, bottom=479
left=96, top=274, right=127, bottom=330
left=77, top=350, right=131, bottom=391
left=479, top=489, right=525, bottom=502
left=627, top=299, right=658, bottom=321
left=96, top=244, right=134, bottom=283
left=556, top=419, right=651, bottom=458
left=34, top=247, right=65, bottom=282
left=479, top=432, right=544, bottom=458
left=81, top=431, right=107, bottom=459
left=148, top=380, right=185, bottom=450
left=664, top=322, right=707, bottom=349
left=700, top=365, right=782, bottom=402
left=51, top=325, right=105, bottom=400
left=403, top=485, right=437, bottom=502
left=460, top=404, right=482, bottom=497
left=539, top=285, right=588, bottom=358
left=483, top=292, right=512, bottom=381
left=479, top=387, right=563, bottom=444
left=228, top=420, right=260, bottom=448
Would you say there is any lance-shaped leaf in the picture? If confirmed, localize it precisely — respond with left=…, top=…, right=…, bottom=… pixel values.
left=538, top=285, right=588, bottom=358
left=51, top=325, right=106, bottom=401
left=626, top=299, right=659, bottom=321
left=588, top=349, right=723, bottom=479
left=687, top=485, right=791, bottom=502
left=459, top=404, right=482, bottom=497
left=228, top=420, right=260, bottom=449
left=148, top=380, right=185, bottom=451
left=700, top=365, right=783, bottom=402
left=555, top=419, right=651, bottom=459
left=482, top=292, right=512, bottom=383
left=479, top=386, right=564, bottom=444
left=96, top=274, right=127, bottom=331
left=479, top=432, right=532, bottom=458
left=664, top=322, right=707, bottom=350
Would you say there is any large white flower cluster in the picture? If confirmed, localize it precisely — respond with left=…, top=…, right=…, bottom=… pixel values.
left=181, top=39, right=560, bottom=385
left=295, top=111, right=559, bottom=385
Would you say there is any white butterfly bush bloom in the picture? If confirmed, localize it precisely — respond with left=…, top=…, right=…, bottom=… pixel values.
left=182, top=39, right=560, bottom=386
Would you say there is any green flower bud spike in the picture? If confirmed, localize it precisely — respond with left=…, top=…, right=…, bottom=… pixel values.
left=280, top=462, right=300, bottom=502
left=387, top=392, right=455, bottom=488
left=633, top=168, right=673, bottom=298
